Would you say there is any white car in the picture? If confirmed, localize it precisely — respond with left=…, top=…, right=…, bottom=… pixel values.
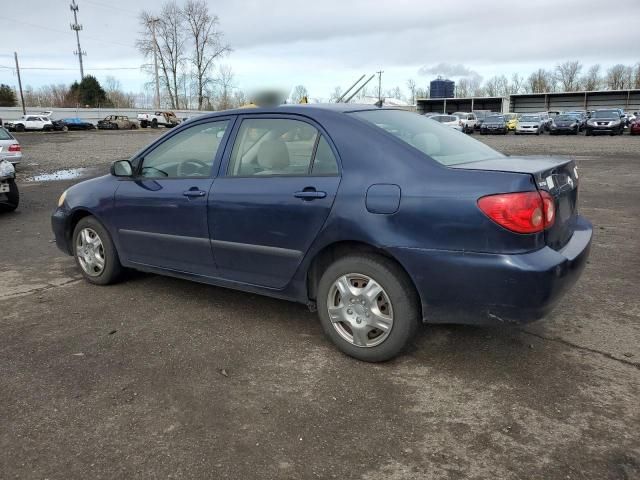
left=4, top=114, right=53, bottom=132
left=515, top=114, right=544, bottom=135
left=137, top=111, right=181, bottom=129
left=429, top=114, right=464, bottom=132
left=0, top=128, right=22, bottom=164
left=452, top=112, right=477, bottom=133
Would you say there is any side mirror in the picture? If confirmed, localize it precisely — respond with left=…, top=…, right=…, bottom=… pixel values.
left=111, top=160, right=133, bottom=177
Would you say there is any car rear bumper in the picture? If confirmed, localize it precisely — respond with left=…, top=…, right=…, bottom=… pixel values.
left=0, top=152, right=22, bottom=164
left=390, top=215, right=592, bottom=325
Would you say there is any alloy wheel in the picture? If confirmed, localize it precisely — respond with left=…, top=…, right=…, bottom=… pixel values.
left=76, top=227, right=105, bottom=276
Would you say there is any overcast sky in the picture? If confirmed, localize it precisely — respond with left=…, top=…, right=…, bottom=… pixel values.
left=1, top=0, right=638, bottom=100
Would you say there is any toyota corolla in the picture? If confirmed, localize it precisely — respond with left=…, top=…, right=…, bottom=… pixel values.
left=51, top=105, right=592, bottom=362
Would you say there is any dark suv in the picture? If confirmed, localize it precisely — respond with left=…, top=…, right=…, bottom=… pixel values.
left=585, top=109, right=624, bottom=135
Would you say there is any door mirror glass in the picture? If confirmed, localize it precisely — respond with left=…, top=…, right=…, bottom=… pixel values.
left=111, top=160, right=133, bottom=177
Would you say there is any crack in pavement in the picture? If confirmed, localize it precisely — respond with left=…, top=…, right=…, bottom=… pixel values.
left=522, top=329, right=640, bottom=369
left=0, top=278, right=83, bottom=301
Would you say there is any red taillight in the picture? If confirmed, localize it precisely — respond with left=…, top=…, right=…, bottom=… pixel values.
left=8, top=144, right=21, bottom=152
left=478, top=191, right=555, bottom=234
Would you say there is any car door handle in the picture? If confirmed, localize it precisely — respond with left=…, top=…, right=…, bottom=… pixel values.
left=183, top=189, right=206, bottom=198
left=294, top=190, right=327, bottom=200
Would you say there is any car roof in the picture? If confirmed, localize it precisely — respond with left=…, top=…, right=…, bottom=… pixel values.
left=195, top=103, right=397, bottom=120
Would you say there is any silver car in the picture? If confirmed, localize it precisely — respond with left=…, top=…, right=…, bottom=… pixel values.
left=0, top=128, right=22, bottom=165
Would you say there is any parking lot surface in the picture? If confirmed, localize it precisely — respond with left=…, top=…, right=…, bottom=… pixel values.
left=1, top=130, right=639, bottom=479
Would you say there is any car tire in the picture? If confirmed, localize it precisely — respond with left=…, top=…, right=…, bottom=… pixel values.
left=585, top=129, right=591, bottom=136
left=72, top=216, right=123, bottom=285
left=15, top=124, right=25, bottom=132
left=0, top=180, right=19, bottom=212
left=140, top=120, right=148, bottom=128
left=316, top=254, right=420, bottom=362
left=535, top=130, right=540, bottom=136
left=151, top=119, right=158, bottom=129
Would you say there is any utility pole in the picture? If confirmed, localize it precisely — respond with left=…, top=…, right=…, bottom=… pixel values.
left=70, top=0, right=86, bottom=80
left=14, top=52, right=26, bottom=115
left=149, top=17, right=161, bottom=110
left=376, top=70, right=384, bottom=101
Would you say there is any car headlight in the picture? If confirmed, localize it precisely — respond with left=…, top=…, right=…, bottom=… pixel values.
left=0, top=160, right=15, bottom=178
left=57, top=189, right=68, bottom=207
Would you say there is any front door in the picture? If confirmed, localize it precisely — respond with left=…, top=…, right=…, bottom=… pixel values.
left=113, top=119, right=232, bottom=276
left=209, top=116, right=341, bottom=289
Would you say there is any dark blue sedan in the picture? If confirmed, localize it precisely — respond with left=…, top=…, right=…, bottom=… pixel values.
left=51, top=104, right=592, bottom=362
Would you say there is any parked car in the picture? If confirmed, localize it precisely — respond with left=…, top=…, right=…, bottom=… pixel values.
left=480, top=115, right=508, bottom=134
left=585, top=109, right=624, bottom=136
left=62, top=118, right=96, bottom=131
left=549, top=114, right=581, bottom=135
left=0, top=159, right=19, bottom=212
left=503, top=113, right=518, bottom=131
left=515, top=114, right=544, bottom=135
left=452, top=112, right=477, bottom=133
left=537, top=112, right=553, bottom=131
left=429, top=114, right=464, bottom=132
left=630, top=117, right=640, bottom=136
left=564, top=111, right=587, bottom=131
left=51, top=105, right=592, bottom=362
left=97, top=115, right=138, bottom=130
left=472, top=110, right=493, bottom=130
left=137, top=111, right=181, bottom=129
left=4, top=115, right=53, bottom=132
left=0, top=128, right=22, bottom=165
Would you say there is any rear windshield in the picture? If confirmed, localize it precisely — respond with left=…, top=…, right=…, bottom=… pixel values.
left=350, top=109, right=502, bottom=166
left=0, top=128, right=13, bottom=140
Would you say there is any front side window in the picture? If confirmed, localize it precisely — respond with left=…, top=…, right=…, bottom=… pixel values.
left=140, top=120, right=229, bottom=178
left=351, top=109, right=503, bottom=166
left=227, top=118, right=320, bottom=176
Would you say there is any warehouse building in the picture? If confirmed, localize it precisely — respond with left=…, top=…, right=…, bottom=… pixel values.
left=416, top=89, right=640, bottom=114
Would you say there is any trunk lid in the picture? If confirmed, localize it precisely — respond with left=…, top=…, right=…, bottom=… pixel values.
left=451, top=156, right=579, bottom=250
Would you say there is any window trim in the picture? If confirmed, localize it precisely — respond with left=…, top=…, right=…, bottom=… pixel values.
left=222, top=114, right=341, bottom=179
left=129, top=117, right=235, bottom=181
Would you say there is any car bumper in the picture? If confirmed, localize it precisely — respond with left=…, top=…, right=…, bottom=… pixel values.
left=0, top=152, right=22, bottom=164
left=515, top=127, right=539, bottom=134
left=587, top=124, right=619, bottom=132
left=51, top=207, right=73, bottom=255
left=390, top=215, right=592, bottom=325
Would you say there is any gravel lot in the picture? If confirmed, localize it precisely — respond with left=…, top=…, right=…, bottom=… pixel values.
left=1, top=128, right=639, bottom=479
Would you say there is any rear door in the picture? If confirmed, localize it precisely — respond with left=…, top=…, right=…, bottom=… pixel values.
left=113, top=118, right=233, bottom=275
left=208, top=115, right=341, bottom=288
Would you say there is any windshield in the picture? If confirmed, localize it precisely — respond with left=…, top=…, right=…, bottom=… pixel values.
left=520, top=115, right=540, bottom=122
left=556, top=115, right=575, bottom=121
left=350, top=109, right=502, bottom=166
left=503, top=113, right=516, bottom=120
left=593, top=110, right=619, bottom=119
left=0, top=128, right=13, bottom=140
left=485, top=116, right=504, bottom=122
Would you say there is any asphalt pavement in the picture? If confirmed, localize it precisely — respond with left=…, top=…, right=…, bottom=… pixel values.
left=0, top=136, right=639, bottom=479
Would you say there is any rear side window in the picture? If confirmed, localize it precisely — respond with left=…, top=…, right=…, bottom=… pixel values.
left=228, top=118, right=319, bottom=176
left=351, top=109, right=502, bottom=166
left=311, top=136, right=338, bottom=175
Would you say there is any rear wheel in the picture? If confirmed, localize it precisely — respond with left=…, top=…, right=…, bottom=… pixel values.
left=0, top=180, right=19, bottom=212
left=151, top=118, right=158, bottom=129
left=316, top=254, right=420, bottom=362
left=72, top=216, right=122, bottom=285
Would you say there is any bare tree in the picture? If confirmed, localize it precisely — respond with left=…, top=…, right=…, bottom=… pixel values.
left=406, top=79, right=416, bottom=104
left=138, top=2, right=187, bottom=109
left=634, top=63, right=640, bottom=89
left=387, top=86, right=403, bottom=100
left=184, top=0, right=231, bottom=110
left=581, top=64, right=602, bottom=91
left=415, top=87, right=428, bottom=99
left=510, top=73, right=524, bottom=94
left=291, top=85, right=308, bottom=103
left=456, top=78, right=470, bottom=97
left=606, top=64, right=632, bottom=90
left=210, top=64, right=235, bottom=110
left=484, top=76, right=500, bottom=96
left=555, top=60, right=582, bottom=92
left=528, top=69, right=555, bottom=93
left=329, top=86, right=343, bottom=102
left=469, top=77, right=484, bottom=97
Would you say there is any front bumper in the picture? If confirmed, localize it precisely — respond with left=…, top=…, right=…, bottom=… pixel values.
left=51, top=207, right=73, bottom=255
left=516, top=126, right=539, bottom=134
left=391, top=215, right=593, bottom=325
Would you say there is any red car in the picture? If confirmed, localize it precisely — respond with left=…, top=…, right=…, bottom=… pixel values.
left=630, top=119, right=640, bottom=136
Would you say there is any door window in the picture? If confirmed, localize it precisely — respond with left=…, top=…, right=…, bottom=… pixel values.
left=140, top=120, right=229, bottom=178
left=311, top=136, right=339, bottom=175
left=227, top=118, right=320, bottom=176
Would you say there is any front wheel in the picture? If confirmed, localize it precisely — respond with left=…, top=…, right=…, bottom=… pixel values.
left=72, top=216, right=122, bottom=285
left=316, top=254, right=420, bottom=362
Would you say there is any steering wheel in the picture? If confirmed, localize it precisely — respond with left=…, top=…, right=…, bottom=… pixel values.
left=177, top=159, right=210, bottom=177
